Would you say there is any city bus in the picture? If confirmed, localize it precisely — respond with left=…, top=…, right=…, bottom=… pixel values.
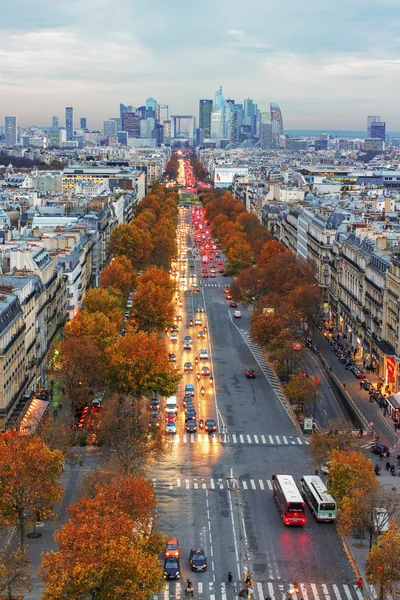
left=272, top=474, right=306, bottom=526
left=300, top=475, right=337, bottom=522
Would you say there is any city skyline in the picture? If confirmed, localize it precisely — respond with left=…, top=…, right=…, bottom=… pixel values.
left=1, top=0, right=399, bottom=128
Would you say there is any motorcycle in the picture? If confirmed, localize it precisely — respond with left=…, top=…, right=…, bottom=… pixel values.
left=200, top=386, right=205, bottom=395
left=375, top=464, right=381, bottom=476
left=210, top=377, right=214, bottom=386
left=390, top=465, right=396, bottom=476
left=199, top=419, right=204, bottom=430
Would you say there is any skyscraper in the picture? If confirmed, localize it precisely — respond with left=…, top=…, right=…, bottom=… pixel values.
left=244, top=98, right=256, bottom=136
left=145, top=97, right=157, bottom=120
left=199, top=100, right=213, bottom=137
left=5, top=116, right=17, bottom=146
left=370, top=122, right=386, bottom=141
left=80, top=117, right=87, bottom=130
left=367, top=116, right=381, bottom=137
left=270, top=103, right=283, bottom=143
left=157, top=104, right=169, bottom=125
left=122, top=112, right=140, bottom=137
left=210, top=87, right=231, bottom=140
left=52, top=116, right=59, bottom=131
left=103, top=120, right=117, bottom=139
left=65, top=107, right=74, bottom=141
left=120, top=104, right=133, bottom=124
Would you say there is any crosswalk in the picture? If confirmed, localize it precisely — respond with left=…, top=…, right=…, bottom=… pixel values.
left=153, top=476, right=285, bottom=492
left=171, top=433, right=308, bottom=446
left=203, top=283, right=223, bottom=287
left=153, top=580, right=363, bottom=600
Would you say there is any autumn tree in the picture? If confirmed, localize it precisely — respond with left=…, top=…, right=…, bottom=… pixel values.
left=365, top=525, right=400, bottom=599
left=0, top=545, right=32, bottom=600
left=225, top=238, right=253, bottom=276
left=0, top=434, right=63, bottom=547
left=285, top=373, right=318, bottom=406
left=308, top=423, right=366, bottom=469
left=35, top=413, right=76, bottom=458
left=100, top=255, right=136, bottom=296
left=81, top=288, right=124, bottom=322
left=108, top=223, right=153, bottom=270
left=328, top=450, right=378, bottom=505
left=131, top=282, right=174, bottom=333
left=106, top=330, right=181, bottom=399
left=65, top=309, right=120, bottom=354
left=40, top=474, right=164, bottom=600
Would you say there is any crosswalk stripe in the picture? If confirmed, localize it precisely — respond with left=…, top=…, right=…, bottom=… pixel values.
left=332, top=584, right=341, bottom=600
left=232, top=434, right=237, bottom=443
left=242, top=481, right=248, bottom=490
left=322, top=584, right=330, bottom=600
left=193, top=481, right=198, bottom=489
left=354, top=588, right=364, bottom=600
left=254, top=434, right=259, bottom=444
left=276, top=436, right=281, bottom=444
left=343, top=585, right=354, bottom=599
left=283, top=436, right=288, bottom=444
left=267, top=479, right=273, bottom=490
left=259, top=479, right=265, bottom=490
left=297, top=437, right=303, bottom=444
left=300, top=583, right=309, bottom=600
left=210, top=478, right=215, bottom=489
left=239, top=434, right=244, bottom=443
left=311, top=583, right=320, bottom=599
left=267, top=582, right=275, bottom=599
left=185, top=479, right=190, bottom=489
left=163, top=585, right=168, bottom=600
left=256, top=582, right=264, bottom=600
left=221, top=583, right=226, bottom=600
left=261, top=435, right=266, bottom=443
left=183, top=434, right=187, bottom=443
left=268, top=435, right=274, bottom=443
left=250, top=479, right=256, bottom=489
left=246, top=434, right=252, bottom=443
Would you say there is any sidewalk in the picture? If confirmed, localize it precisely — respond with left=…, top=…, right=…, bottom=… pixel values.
left=313, top=328, right=399, bottom=451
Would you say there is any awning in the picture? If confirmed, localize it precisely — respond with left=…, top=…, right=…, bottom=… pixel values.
left=372, top=338, right=396, bottom=357
left=387, top=392, right=400, bottom=411
left=19, top=398, right=49, bottom=435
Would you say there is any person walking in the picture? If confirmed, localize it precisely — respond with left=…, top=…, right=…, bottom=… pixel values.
left=386, top=460, right=391, bottom=471
left=356, top=577, right=364, bottom=591
left=227, top=572, right=233, bottom=586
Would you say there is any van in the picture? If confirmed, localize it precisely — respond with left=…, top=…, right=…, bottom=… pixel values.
left=165, top=396, right=177, bottom=413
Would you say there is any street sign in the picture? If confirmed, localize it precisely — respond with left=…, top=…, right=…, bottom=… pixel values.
left=304, top=418, right=313, bottom=431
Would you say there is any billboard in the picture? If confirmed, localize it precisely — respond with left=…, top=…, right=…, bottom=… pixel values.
left=214, top=167, right=249, bottom=187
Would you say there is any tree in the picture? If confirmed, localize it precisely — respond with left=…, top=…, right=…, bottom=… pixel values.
left=106, top=330, right=181, bottom=398
left=285, top=373, right=318, bottom=406
left=308, top=423, right=365, bottom=469
left=65, top=310, right=120, bottom=355
left=81, top=288, right=124, bottom=322
left=225, top=238, right=253, bottom=276
left=0, top=545, right=32, bottom=600
left=0, top=434, right=63, bottom=547
left=100, top=256, right=136, bottom=296
left=328, top=450, right=378, bottom=505
left=40, top=477, right=164, bottom=600
left=131, top=282, right=174, bottom=333
left=365, top=525, right=400, bottom=599
left=108, top=223, right=153, bottom=270
left=35, top=413, right=76, bottom=459
left=135, top=266, right=175, bottom=295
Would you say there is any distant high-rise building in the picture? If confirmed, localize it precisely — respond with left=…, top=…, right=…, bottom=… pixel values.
left=5, top=116, right=17, bottom=146
left=371, top=121, right=386, bottom=141
left=145, top=97, right=157, bottom=120
left=163, top=120, right=171, bottom=145
left=136, top=106, right=146, bottom=120
left=244, top=98, right=256, bottom=136
left=260, top=123, right=273, bottom=150
left=65, top=107, right=74, bottom=141
left=103, top=120, right=117, bottom=139
left=117, top=131, right=129, bottom=146
left=199, top=100, right=213, bottom=137
left=260, top=112, right=270, bottom=124
left=52, top=116, right=59, bottom=131
left=122, top=112, right=140, bottom=137
left=140, top=117, right=155, bottom=138
left=210, top=87, right=231, bottom=140
left=367, top=115, right=381, bottom=137
left=80, top=117, right=87, bottom=130
left=157, top=104, right=169, bottom=125
left=270, top=103, right=283, bottom=143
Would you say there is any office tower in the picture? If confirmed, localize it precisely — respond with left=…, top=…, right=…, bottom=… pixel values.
left=270, top=103, right=284, bottom=144
left=145, top=97, right=157, bottom=120
left=122, top=112, right=140, bottom=137
left=260, top=123, right=273, bottom=150
left=120, top=103, right=132, bottom=122
left=80, top=117, right=87, bottom=130
left=370, top=121, right=386, bottom=141
left=163, top=120, right=171, bottom=145
left=103, top=120, right=117, bottom=139
left=244, top=98, right=256, bottom=136
left=157, top=104, right=169, bottom=125
left=140, top=117, right=155, bottom=138
left=199, top=100, right=213, bottom=137
left=65, top=107, right=74, bottom=140
left=5, top=116, right=17, bottom=146
left=211, top=109, right=225, bottom=139
left=367, top=115, right=381, bottom=137
left=52, top=116, right=59, bottom=131
left=261, top=112, right=270, bottom=124
left=117, top=131, right=128, bottom=146
left=211, top=87, right=231, bottom=140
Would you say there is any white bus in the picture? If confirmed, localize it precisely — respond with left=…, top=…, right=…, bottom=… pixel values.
left=300, top=475, right=337, bottom=522
left=272, top=474, right=306, bottom=526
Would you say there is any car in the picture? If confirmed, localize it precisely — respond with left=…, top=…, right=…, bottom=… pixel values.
left=149, top=413, right=160, bottom=427
left=217, top=260, right=223, bottom=265
left=223, top=288, right=229, bottom=294
left=226, top=294, right=233, bottom=300
left=185, top=408, right=197, bottom=421
left=166, top=411, right=177, bottom=423
left=233, top=310, right=242, bottom=318
left=189, top=263, right=195, bottom=268
left=230, top=301, right=238, bottom=308
left=164, top=557, right=180, bottom=580
left=197, top=306, right=205, bottom=313
left=184, top=362, right=193, bottom=372
left=166, top=422, right=177, bottom=434
left=245, top=369, right=256, bottom=378
left=184, top=401, right=195, bottom=412
left=183, top=341, right=191, bottom=350
left=186, top=419, right=197, bottom=433
left=184, top=335, right=192, bottom=342
left=193, top=287, right=200, bottom=293
left=189, top=548, right=207, bottom=572
left=197, top=330, right=206, bottom=340
left=199, top=348, right=208, bottom=360
left=195, top=318, right=202, bottom=326
left=355, top=371, right=366, bottom=379
left=210, top=272, right=216, bottom=278
left=201, top=366, right=210, bottom=376
left=204, top=419, right=217, bottom=432
left=171, top=333, right=178, bottom=341
left=124, top=311, right=130, bottom=318
left=218, top=268, right=225, bottom=273
left=185, top=384, right=195, bottom=397
left=150, top=408, right=160, bottom=417
left=371, top=443, right=390, bottom=457
left=150, top=398, right=160, bottom=409
left=202, top=273, right=209, bottom=278
left=171, top=324, right=179, bottom=331
left=169, top=353, right=176, bottom=362
left=165, top=537, right=180, bottom=558
left=320, top=461, right=331, bottom=474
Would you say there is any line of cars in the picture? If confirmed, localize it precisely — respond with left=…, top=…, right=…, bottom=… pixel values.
left=163, top=538, right=207, bottom=580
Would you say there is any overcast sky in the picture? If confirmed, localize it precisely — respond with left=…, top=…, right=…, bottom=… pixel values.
left=1, top=0, right=400, bottom=130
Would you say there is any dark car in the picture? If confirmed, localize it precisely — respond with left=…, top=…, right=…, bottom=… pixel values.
left=371, top=443, right=390, bottom=457
left=183, top=396, right=193, bottom=407
left=189, top=548, right=207, bottom=572
left=164, top=557, right=180, bottom=580
left=186, top=419, right=197, bottom=433
left=245, top=369, right=256, bottom=378
left=230, top=301, right=238, bottom=308
left=204, top=419, right=217, bottom=432
left=150, top=398, right=160, bottom=409
left=185, top=408, right=197, bottom=421
left=184, top=402, right=195, bottom=413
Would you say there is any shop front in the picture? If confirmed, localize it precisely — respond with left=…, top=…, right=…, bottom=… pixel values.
left=387, top=392, right=400, bottom=432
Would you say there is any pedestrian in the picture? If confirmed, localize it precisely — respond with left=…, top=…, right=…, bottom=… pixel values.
left=360, top=381, right=363, bottom=389
left=227, top=572, right=233, bottom=585
left=386, top=460, right=391, bottom=471
left=356, top=577, right=364, bottom=591
left=343, top=382, right=346, bottom=390
left=363, top=359, right=366, bottom=368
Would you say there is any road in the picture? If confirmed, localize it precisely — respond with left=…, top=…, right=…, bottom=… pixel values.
left=149, top=205, right=363, bottom=600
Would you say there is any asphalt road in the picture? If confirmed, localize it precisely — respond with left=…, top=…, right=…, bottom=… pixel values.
left=150, top=207, right=363, bottom=600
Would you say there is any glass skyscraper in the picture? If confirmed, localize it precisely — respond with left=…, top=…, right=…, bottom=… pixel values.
left=270, top=103, right=283, bottom=143
left=65, top=107, right=74, bottom=141
left=199, top=99, right=213, bottom=137
left=5, top=116, right=17, bottom=146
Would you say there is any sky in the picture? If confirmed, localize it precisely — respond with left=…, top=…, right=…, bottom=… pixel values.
left=1, top=0, right=400, bottom=130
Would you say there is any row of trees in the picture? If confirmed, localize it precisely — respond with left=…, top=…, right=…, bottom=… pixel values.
left=189, top=153, right=207, bottom=181
left=309, top=432, right=400, bottom=597
left=164, top=153, right=179, bottom=181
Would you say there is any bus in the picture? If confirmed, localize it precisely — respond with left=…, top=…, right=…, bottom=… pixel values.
left=300, top=475, right=337, bottom=522
left=272, top=474, right=306, bottom=526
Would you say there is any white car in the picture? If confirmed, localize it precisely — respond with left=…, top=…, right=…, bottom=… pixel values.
left=200, top=348, right=208, bottom=360
left=233, top=311, right=242, bottom=318
left=171, top=333, right=178, bottom=342
left=195, top=318, right=202, bottom=326
left=166, top=422, right=177, bottom=434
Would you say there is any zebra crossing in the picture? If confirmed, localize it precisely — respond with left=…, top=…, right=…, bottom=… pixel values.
left=203, top=283, right=222, bottom=287
left=153, top=476, right=280, bottom=492
left=172, top=433, right=308, bottom=446
left=153, top=580, right=363, bottom=600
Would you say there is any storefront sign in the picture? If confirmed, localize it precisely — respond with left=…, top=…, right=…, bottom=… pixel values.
left=304, top=418, right=313, bottom=431
left=386, top=357, right=396, bottom=384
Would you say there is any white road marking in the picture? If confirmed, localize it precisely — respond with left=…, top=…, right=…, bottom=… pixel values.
left=283, top=436, right=288, bottom=444
left=232, top=434, right=237, bottom=443
left=250, top=479, right=256, bottom=489
left=331, top=584, right=341, bottom=600
left=246, top=434, right=252, bottom=443
left=259, top=479, right=265, bottom=490
left=254, top=434, right=259, bottom=444
left=210, top=478, right=215, bottom=489
left=239, top=434, right=244, bottom=443
left=261, top=435, right=266, bottom=443
left=310, top=583, right=320, bottom=599
left=321, top=584, right=330, bottom=599
left=267, top=479, right=273, bottom=490
left=269, top=435, right=274, bottom=443
left=242, top=481, right=248, bottom=490
left=276, top=436, right=281, bottom=444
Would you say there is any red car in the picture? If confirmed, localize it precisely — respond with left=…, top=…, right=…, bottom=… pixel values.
left=219, top=268, right=225, bottom=273
left=245, top=369, right=256, bottom=378
left=230, top=301, right=238, bottom=307
left=217, top=260, right=223, bottom=265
